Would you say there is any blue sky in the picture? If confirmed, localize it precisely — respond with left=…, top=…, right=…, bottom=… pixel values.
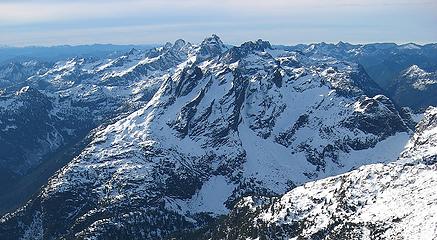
left=0, top=0, right=436, bottom=46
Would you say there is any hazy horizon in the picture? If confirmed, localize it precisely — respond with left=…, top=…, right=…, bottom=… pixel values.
left=1, top=36, right=435, bottom=49
left=1, top=0, right=436, bottom=47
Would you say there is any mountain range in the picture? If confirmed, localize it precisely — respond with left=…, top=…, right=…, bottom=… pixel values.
left=0, top=35, right=435, bottom=239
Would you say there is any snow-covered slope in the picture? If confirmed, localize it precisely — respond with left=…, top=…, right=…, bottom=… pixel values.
left=208, top=163, right=436, bottom=240
left=0, top=36, right=415, bottom=240
left=399, top=106, right=437, bottom=164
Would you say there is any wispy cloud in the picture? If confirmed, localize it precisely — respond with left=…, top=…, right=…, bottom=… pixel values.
left=1, top=0, right=435, bottom=24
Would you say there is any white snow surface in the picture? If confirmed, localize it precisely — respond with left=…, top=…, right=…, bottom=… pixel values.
left=168, top=175, right=235, bottom=215
left=248, top=162, right=437, bottom=239
left=399, top=106, right=437, bottom=163
left=402, top=65, right=437, bottom=91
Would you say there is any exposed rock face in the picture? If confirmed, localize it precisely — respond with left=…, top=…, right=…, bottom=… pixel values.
left=0, top=36, right=417, bottom=240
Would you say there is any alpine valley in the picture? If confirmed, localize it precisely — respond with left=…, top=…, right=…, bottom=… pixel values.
left=0, top=35, right=436, bottom=240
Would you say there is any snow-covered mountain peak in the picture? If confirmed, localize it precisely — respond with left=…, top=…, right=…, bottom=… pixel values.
left=219, top=39, right=273, bottom=64
left=173, top=39, right=189, bottom=51
left=194, top=34, right=228, bottom=61
left=399, top=43, right=422, bottom=50
left=159, top=39, right=192, bottom=57
left=336, top=41, right=354, bottom=48
left=201, top=34, right=224, bottom=47
left=403, top=64, right=427, bottom=78
left=127, top=47, right=141, bottom=56
left=242, top=39, right=272, bottom=52
left=398, top=65, right=437, bottom=91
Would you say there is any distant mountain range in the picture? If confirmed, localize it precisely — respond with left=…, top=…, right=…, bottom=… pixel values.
left=0, top=44, right=158, bottom=64
left=0, top=36, right=435, bottom=239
